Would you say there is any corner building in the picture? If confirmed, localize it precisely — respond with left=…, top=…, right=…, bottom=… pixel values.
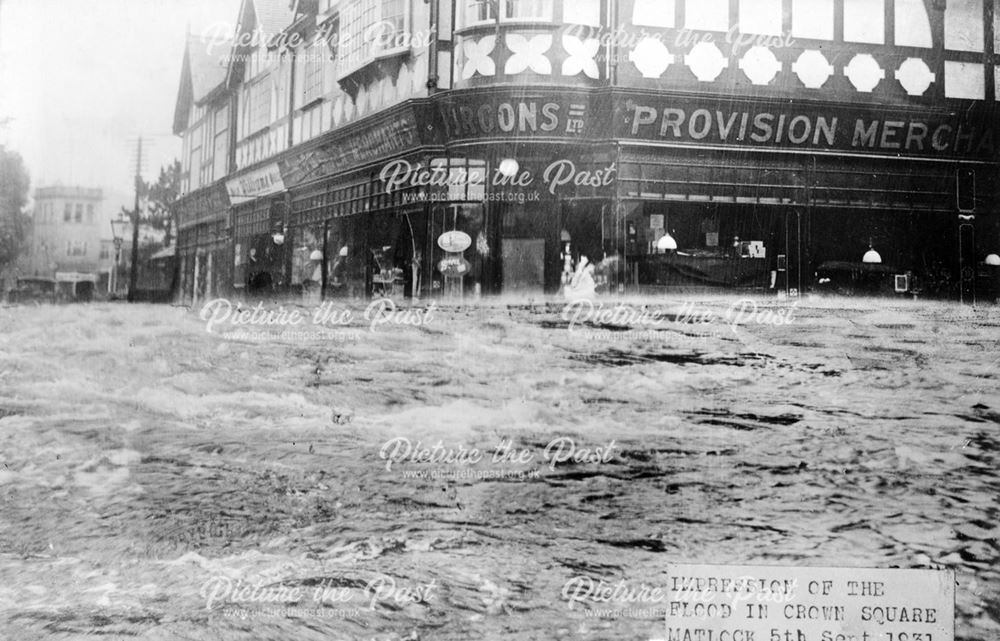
left=172, top=0, right=1000, bottom=302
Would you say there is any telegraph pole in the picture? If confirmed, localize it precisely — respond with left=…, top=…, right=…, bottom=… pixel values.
left=128, top=137, right=142, bottom=302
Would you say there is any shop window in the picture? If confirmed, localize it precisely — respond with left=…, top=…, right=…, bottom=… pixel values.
left=945, top=61, right=985, bottom=98
left=945, top=0, right=984, bottom=52
left=792, top=0, right=833, bottom=39
left=740, top=0, right=782, bottom=36
left=291, top=225, right=325, bottom=290
left=633, top=0, right=674, bottom=28
left=844, top=0, right=884, bottom=44
left=427, top=158, right=487, bottom=202
left=431, top=203, right=491, bottom=296
left=325, top=218, right=367, bottom=298
left=895, top=0, right=932, bottom=47
left=685, top=0, right=729, bottom=32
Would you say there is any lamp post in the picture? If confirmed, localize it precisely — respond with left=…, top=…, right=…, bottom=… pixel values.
left=110, top=214, right=128, bottom=299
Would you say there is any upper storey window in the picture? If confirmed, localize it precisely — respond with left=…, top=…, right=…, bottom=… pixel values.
left=739, top=0, right=782, bottom=35
left=844, top=0, right=884, bottom=44
left=895, top=0, right=932, bottom=47
left=568, top=0, right=601, bottom=26
left=945, top=0, right=984, bottom=51
left=791, top=0, right=833, bottom=39
left=632, top=0, right=674, bottom=28
left=684, top=0, right=728, bottom=31
left=461, top=0, right=554, bottom=27
left=338, top=0, right=410, bottom=78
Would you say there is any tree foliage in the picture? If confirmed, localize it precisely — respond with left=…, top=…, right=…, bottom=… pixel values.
left=137, top=160, right=181, bottom=246
left=0, top=146, right=31, bottom=268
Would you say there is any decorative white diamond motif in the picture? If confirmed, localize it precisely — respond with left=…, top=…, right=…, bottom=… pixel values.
left=505, top=34, right=553, bottom=75
left=462, top=36, right=496, bottom=79
left=685, top=42, right=726, bottom=82
left=895, top=58, right=935, bottom=96
left=739, top=46, right=781, bottom=85
left=629, top=37, right=673, bottom=78
left=792, top=50, right=834, bottom=89
left=845, top=54, right=885, bottom=92
left=562, top=33, right=600, bottom=79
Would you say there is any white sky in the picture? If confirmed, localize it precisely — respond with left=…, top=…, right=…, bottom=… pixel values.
left=0, top=0, right=242, bottom=209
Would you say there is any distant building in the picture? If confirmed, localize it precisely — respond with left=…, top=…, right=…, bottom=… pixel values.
left=25, top=186, right=115, bottom=298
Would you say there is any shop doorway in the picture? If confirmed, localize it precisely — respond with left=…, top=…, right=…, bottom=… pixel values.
left=502, top=239, right=545, bottom=294
left=560, top=200, right=610, bottom=290
left=430, top=203, right=497, bottom=298
left=246, top=233, right=281, bottom=295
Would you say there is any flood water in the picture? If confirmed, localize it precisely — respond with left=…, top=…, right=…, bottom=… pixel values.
left=0, top=298, right=997, bottom=640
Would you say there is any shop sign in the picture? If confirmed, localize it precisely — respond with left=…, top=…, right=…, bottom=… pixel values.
left=177, top=183, right=231, bottom=229
left=226, top=163, right=285, bottom=203
left=280, top=110, right=422, bottom=187
left=437, top=231, right=472, bottom=253
left=619, top=94, right=996, bottom=159
left=438, top=254, right=471, bottom=277
left=441, top=96, right=592, bottom=139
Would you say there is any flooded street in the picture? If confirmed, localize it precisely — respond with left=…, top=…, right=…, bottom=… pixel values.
left=0, top=298, right=997, bottom=641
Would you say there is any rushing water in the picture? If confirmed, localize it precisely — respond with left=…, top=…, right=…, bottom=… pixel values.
left=0, top=299, right=997, bottom=640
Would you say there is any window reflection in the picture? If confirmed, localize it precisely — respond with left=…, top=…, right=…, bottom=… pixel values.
left=945, top=0, right=984, bottom=52
left=685, top=0, right=729, bottom=31
left=895, top=0, right=932, bottom=47
left=740, top=0, right=782, bottom=35
left=792, top=0, right=833, bottom=39
left=844, top=0, right=884, bottom=44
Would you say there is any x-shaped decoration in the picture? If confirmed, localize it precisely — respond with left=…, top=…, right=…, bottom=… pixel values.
left=505, top=33, right=553, bottom=75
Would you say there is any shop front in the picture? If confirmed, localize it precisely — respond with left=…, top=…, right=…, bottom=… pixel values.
left=204, top=87, right=998, bottom=301
left=175, top=182, right=231, bottom=305
left=229, top=178, right=288, bottom=298
left=612, top=91, right=999, bottom=297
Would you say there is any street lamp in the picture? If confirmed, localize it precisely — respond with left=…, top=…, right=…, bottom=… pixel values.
left=110, top=214, right=128, bottom=298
